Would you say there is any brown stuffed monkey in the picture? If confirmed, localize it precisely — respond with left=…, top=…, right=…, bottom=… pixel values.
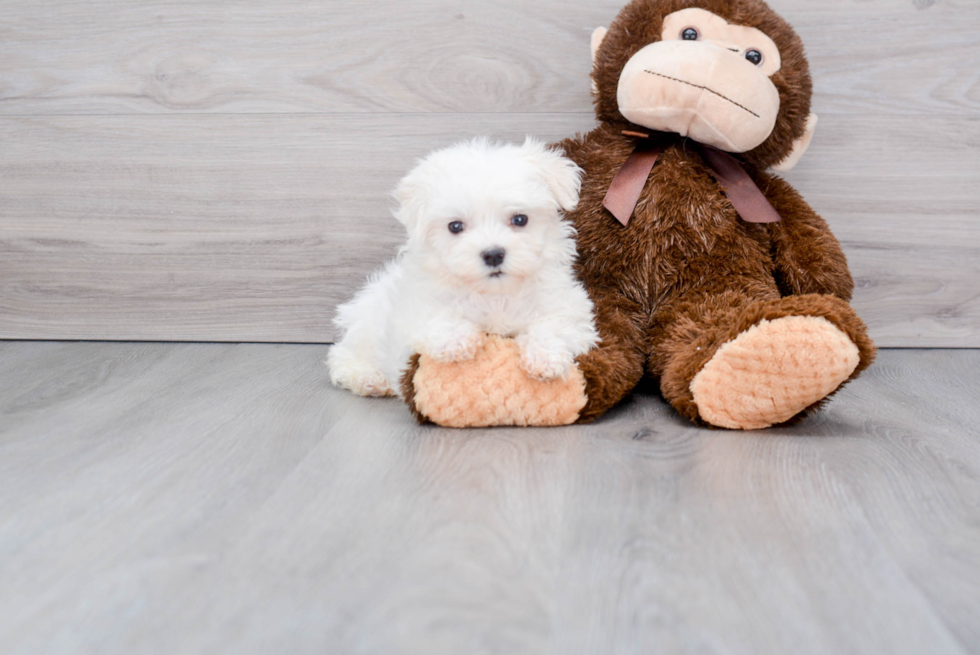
left=403, top=0, right=876, bottom=430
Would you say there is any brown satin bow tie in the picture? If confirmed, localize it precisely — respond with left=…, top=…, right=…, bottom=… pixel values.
left=601, top=130, right=782, bottom=226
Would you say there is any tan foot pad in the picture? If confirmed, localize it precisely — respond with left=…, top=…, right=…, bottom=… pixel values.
left=690, top=316, right=861, bottom=430
left=412, top=335, right=587, bottom=428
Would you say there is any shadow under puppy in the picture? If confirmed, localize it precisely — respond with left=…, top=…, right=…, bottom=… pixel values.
left=329, top=138, right=599, bottom=401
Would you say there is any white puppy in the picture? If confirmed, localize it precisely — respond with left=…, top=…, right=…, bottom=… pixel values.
left=328, top=138, right=599, bottom=398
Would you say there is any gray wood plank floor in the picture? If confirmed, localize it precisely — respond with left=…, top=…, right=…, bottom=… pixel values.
left=2, top=0, right=979, bottom=346
left=1, top=342, right=978, bottom=654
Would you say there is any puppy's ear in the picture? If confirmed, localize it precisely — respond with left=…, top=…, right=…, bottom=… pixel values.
left=521, top=137, right=583, bottom=212
left=390, top=166, right=428, bottom=242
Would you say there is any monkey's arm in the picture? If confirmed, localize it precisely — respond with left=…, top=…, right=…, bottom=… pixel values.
left=758, top=172, right=854, bottom=301
left=573, top=284, right=648, bottom=422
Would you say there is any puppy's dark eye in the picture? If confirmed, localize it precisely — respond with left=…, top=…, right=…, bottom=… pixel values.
left=745, top=49, right=763, bottom=65
left=681, top=27, right=699, bottom=41
left=510, top=214, right=528, bottom=227
left=448, top=221, right=464, bottom=234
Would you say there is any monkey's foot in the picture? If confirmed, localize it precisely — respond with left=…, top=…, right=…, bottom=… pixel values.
left=689, top=315, right=860, bottom=430
left=405, top=335, right=587, bottom=428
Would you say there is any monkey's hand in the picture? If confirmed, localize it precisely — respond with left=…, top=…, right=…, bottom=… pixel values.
left=403, top=336, right=588, bottom=428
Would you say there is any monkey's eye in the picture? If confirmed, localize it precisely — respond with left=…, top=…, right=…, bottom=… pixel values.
left=681, top=27, right=699, bottom=41
left=745, top=49, right=764, bottom=65
left=448, top=221, right=464, bottom=234
left=510, top=214, right=528, bottom=227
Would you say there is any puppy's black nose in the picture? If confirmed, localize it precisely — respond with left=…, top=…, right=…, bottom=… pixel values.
left=481, top=247, right=506, bottom=268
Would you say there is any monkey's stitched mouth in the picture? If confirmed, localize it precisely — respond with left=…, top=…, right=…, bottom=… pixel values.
left=643, top=70, right=760, bottom=118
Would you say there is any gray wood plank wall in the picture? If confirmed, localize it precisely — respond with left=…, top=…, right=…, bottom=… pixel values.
left=1, top=0, right=978, bottom=345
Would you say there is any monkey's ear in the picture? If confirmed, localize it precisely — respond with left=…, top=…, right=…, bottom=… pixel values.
left=522, top=137, right=583, bottom=212
left=772, top=113, right=818, bottom=173
left=591, top=26, right=608, bottom=63
left=590, top=27, right=608, bottom=94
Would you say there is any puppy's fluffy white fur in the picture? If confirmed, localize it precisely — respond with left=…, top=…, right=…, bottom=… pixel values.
left=328, top=137, right=599, bottom=398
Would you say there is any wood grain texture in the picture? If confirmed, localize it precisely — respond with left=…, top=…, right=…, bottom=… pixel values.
left=1, top=113, right=977, bottom=345
left=1, top=0, right=977, bottom=115
left=1, top=342, right=978, bottom=654
left=0, top=113, right=592, bottom=343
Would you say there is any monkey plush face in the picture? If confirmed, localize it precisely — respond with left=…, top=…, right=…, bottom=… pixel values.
left=618, top=8, right=782, bottom=152
left=592, top=0, right=817, bottom=171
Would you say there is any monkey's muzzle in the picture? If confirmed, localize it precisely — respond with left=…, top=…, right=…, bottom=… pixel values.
left=616, top=40, right=780, bottom=153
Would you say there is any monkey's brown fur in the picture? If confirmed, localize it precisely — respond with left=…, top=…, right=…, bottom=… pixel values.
left=405, top=0, right=875, bottom=427
left=593, top=0, right=813, bottom=170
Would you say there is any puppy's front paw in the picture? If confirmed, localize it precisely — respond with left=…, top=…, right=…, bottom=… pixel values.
left=422, top=329, right=486, bottom=363
left=518, top=337, right=574, bottom=381
left=328, top=359, right=394, bottom=397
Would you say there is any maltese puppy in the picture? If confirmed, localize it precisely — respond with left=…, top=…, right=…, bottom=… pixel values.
left=328, top=137, right=599, bottom=398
